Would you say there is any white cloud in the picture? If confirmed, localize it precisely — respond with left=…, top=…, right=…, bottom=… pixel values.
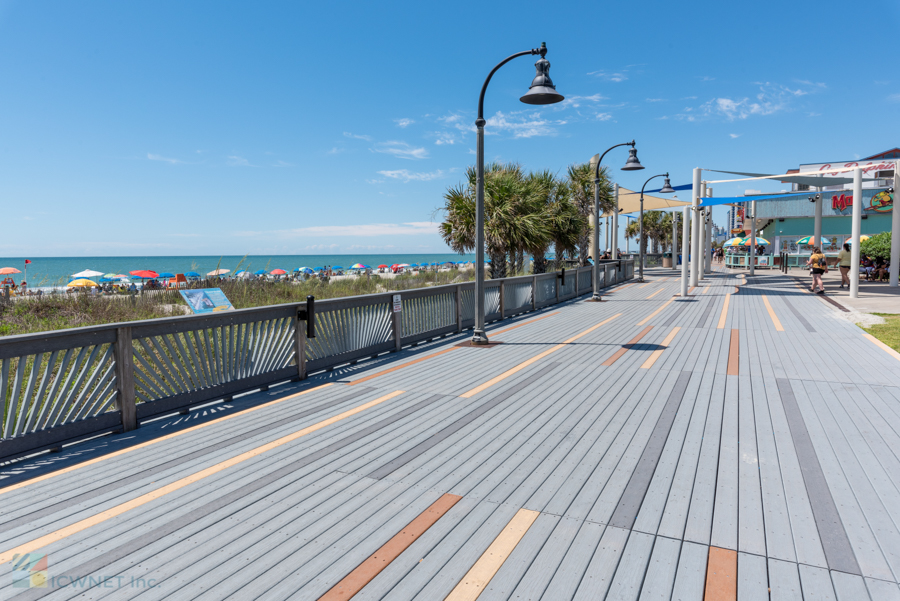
left=596, top=113, right=613, bottom=121
left=695, top=81, right=822, bottom=121
left=394, top=118, right=415, bottom=128
left=484, top=110, right=558, bottom=138
left=558, top=94, right=606, bottom=109
left=729, top=133, right=741, bottom=139
left=372, top=141, right=429, bottom=160
left=326, top=147, right=346, bottom=155
left=433, top=132, right=457, bottom=145
left=377, top=169, right=445, bottom=182
left=227, top=155, right=252, bottom=167
left=700, top=76, right=715, bottom=81
left=588, top=70, right=628, bottom=82
left=273, top=160, right=293, bottom=167
left=646, top=98, right=667, bottom=103
left=343, top=132, right=373, bottom=141
left=147, top=153, right=182, bottom=164
left=237, top=222, right=441, bottom=238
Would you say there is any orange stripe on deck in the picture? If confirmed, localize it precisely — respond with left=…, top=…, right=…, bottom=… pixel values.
left=602, top=325, right=654, bottom=366
left=490, top=312, right=557, bottom=335
left=704, top=546, right=737, bottom=601
left=349, top=348, right=458, bottom=385
left=717, top=294, right=730, bottom=329
left=645, top=289, right=663, bottom=300
left=727, top=330, right=739, bottom=376
left=319, top=493, right=462, bottom=600
left=637, top=299, right=674, bottom=326
left=762, top=295, right=784, bottom=331
left=640, top=327, right=680, bottom=369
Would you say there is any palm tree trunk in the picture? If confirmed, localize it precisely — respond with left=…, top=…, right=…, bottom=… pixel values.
left=532, top=250, right=547, bottom=274
left=489, top=249, right=507, bottom=279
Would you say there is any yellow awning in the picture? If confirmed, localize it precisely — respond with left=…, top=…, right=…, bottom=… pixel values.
left=603, top=186, right=691, bottom=216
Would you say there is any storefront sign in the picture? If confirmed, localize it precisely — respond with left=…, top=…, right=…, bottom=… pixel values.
left=830, top=191, right=893, bottom=213
left=802, top=160, right=896, bottom=178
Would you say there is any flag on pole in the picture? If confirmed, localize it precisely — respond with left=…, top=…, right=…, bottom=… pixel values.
left=24, top=260, right=31, bottom=265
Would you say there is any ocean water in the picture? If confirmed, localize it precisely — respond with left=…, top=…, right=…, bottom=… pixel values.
left=0, top=254, right=477, bottom=288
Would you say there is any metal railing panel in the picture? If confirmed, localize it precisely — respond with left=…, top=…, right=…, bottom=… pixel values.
left=578, top=268, right=592, bottom=294
left=534, top=274, right=557, bottom=304
left=504, top=281, right=533, bottom=314
left=402, top=291, right=456, bottom=339
left=306, top=301, right=393, bottom=364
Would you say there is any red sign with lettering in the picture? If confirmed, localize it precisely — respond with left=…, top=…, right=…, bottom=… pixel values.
left=832, top=194, right=853, bottom=211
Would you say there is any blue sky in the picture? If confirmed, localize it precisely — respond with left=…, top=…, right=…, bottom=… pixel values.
left=1, top=0, right=897, bottom=257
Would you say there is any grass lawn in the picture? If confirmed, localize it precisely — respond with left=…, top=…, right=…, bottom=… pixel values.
left=864, top=313, right=900, bottom=353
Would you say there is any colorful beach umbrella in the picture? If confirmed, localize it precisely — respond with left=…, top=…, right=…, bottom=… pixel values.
left=299, top=267, right=315, bottom=274
left=723, top=237, right=745, bottom=247
left=742, top=237, right=769, bottom=246
left=796, top=235, right=819, bottom=246
left=67, top=278, right=100, bottom=288
left=845, top=235, right=870, bottom=244
left=129, top=270, right=159, bottom=279
left=0, top=267, right=22, bottom=275
left=350, top=263, right=369, bottom=269
left=72, top=269, right=104, bottom=278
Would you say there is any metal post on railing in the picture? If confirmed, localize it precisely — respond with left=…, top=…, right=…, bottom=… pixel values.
left=531, top=275, right=537, bottom=311
left=456, top=285, right=463, bottom=331
left=391, top=293, right=402, bottom=351
left=499, top=280, right=506, bottom=320
left=292, top=311, right=307, bottom=381
left=114, top=326, right=137, bottom=432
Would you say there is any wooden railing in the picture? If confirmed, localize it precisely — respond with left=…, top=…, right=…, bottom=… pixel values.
left=0, top=261, right=633, bottom=461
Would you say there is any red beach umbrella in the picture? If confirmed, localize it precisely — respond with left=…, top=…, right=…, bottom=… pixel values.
left=129, top=270, right=159, bottom=279
left=378, top=264, right=389, bottom=268
left=270, top=269, right=287, bottom=275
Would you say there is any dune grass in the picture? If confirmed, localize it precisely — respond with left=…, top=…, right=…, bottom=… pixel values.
left=864, top=313, right=900, bottom=353
left=0, top=269, right=475, bottom=337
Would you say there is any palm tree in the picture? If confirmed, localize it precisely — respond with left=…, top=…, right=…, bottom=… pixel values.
left=527, top=171, right=586, bottom=273
left=566, top=162, right=614, bottom=266
left=625, top=210, right=672, bottom=256
left=440, top=163, right=550, bottom=279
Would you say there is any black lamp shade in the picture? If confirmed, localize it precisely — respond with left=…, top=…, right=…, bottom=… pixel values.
left=621, top=147, right=644, bottom=171
left=660, top=177, right=676, bottom=193
left=520, top=57, right=564, bottom=105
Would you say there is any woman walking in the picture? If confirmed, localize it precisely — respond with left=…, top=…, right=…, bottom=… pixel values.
left=807, top=246, right=828, bottom=294
left=837, top=243, right=852, bottom=288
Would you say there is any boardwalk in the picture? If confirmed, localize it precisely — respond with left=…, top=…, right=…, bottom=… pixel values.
left=2, top=267, right=900, bottom=600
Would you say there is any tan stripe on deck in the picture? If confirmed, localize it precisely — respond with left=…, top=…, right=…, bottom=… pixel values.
left=704, top=547, right=737, bottom=601
left=762, top=295, right=784, bottom=331
left=637, top=299, right=674, bottom=326
left=702, top=285, right=711, bottom=294
left=0, top=390, right=406, bottom=565
left=646, top=289, right=663, bottom=300
left=602, top=325, right=654, bottom=366
left=444, top=508, right=539, bottom=601
left=717, top=294, right=731, bottom=329
left=460, top=314, right=620, bottom=398
left=727, top=330, right=740, bottom=376
left=640, top=327, right=681, bottom=369
left=350, top=313, right=558, bottom=385
left=0, top=382, right=335, bottom=495
left=863, top=333, right=900, bottom=362
left=319, top=493, right=462, bottom=600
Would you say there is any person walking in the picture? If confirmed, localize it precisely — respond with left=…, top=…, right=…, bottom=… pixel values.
left=837, top=242, right=852, bottom=288
left=807, top=246, right=828, bottom=294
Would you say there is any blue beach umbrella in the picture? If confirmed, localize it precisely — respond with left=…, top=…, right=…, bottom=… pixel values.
left=158, top=272, right=175, bottom=279
left=185, top=272, right=201, bottom=278
left=300, top=267, right=315, bottom=274
left=333, top=266, right=343, bottom=270
left=254, top=270, right=268, bottom=275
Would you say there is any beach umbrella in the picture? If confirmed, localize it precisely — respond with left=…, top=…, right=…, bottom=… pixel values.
left=410, top=263, right=419, bottom=267
left=796, top=235, right=820, bottom=246
left=207, top=269, right=230, bottom=276
left=130, top=270, right=159, bottom=279
left=844, top=235, right=870, bottom=244
left=67, top=278, right=100, bottom=288
left=157, top=272, right=176, bottom=279
left=235, top=270, right=247, bottom=276
left=741, top=237, right=769, bottom=246
left=270, top=269, right=287, bottom=275
left=397, top=263, right=410, bottom=268
left=723, top=238, right=745, bottom=247
left=350, top=263, right=369, bottom=269
left=185, top=272, right=201, bottom=278
left=253, top=270, right=268, bottom=275
left=377, top=264, right=388, bottom=268
left=299, top=267, right=315, bottom=275
left=72, top=269, right=104, bottom=279
left=0, top=267, right=22, bottom=275
left=333, top=266, right=343, bottom=270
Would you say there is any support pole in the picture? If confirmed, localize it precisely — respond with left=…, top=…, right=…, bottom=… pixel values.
left=690, top=168, right=701, bottom=286
left=612, top=184, right=619, bottom=258
left=814, top=178, right=823, bottom=249
left=591, top=170, right=602, bottom=301
left=605, top=216, right=609, bottom=256
left=749, top=200, right=757, bottom=276
left=681, top=205, right=690, bottom=296
left=891, top=160, right=899, bottom=287
left=473, top=122, right=487, bottom=342
left=705, top=187, right=714, bottom=274
left=850, top=167, right=863, bottom=298
left=698, top=182, right=707, bottom=281
left=672, top=211, right=678, bottom=270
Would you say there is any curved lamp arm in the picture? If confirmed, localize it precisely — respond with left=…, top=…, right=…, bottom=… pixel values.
left=594, top=141, right=636, bottom=182
left=477, top=44, right=547, bottom=125
left=640, top=173, right=669, bottom=197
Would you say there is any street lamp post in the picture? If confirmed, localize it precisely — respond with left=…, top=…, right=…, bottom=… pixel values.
left=638, top=173, right=676, bottom=281
left=471, top=42, right=564, bottom=344
left=590, top=142, right=644, bottom=301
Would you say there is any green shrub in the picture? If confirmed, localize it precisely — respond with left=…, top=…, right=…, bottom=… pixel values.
left=860, top=231, right=892, bottom=262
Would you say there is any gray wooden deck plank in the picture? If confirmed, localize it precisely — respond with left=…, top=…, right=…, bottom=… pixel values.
left=669, top=541, right=708, bottom=601
left=830, top=570, right=872, bottom=601
left=865, top=578, right=900, bottom=601
left=737, top=551, right=768, bottom=601
left=710, top=374, right=740, bottom=551
left=637, top=535, right=681, bottom=600
left=569, top=526, right=631, bottom=601
left=769, top=557, right=803, bottom=601
left=738, top=373, right=767, bottom=556
left=797, top=564, right=836, bottom=601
